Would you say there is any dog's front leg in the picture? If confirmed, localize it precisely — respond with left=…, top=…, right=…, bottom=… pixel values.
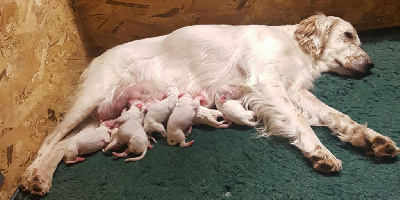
left=243, top=82, right=342, bottom=172
left=291, top=89, right=399, bottom=157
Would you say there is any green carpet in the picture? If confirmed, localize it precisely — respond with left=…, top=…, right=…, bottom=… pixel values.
left=19, top=26, right=400, bottom=200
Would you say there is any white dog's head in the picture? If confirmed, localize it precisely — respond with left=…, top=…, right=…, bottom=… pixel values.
left=295, top=14, right=374, bottom=77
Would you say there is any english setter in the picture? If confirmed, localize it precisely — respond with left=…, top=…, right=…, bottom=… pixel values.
left=21, top=14, right=399, bottom=195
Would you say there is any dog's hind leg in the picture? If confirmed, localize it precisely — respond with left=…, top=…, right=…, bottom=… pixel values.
left=144, top=122, right=167, bottom=138
left=21, top=62, right=122, bottom=195
left=20, top=140, right=67, bottom=195
left=243, top=82, right=342, bottom=173
left=103, top=137, right=120, bottom=153
left=291, top=89, right=400, bottom=157
left=21, top=87, right=110, bottom=195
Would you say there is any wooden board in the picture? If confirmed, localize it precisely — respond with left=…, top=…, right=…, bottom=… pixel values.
left=73, top=0, right=400, bottom=56
left=0, top=0, right=89, bottom=199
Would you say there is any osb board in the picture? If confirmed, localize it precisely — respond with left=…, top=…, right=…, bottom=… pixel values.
left=73, top=0, right=400, bottom=56
left=0, top=0, right=89, bottom=199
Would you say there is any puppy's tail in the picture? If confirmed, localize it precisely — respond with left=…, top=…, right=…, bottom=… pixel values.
left=244, top=111, right=263, bottom=127
left=125, top=147, right=148, bottom=162
left=180, top=140, right=194, bottom=147
left=243, top=120, right=260, bottom=127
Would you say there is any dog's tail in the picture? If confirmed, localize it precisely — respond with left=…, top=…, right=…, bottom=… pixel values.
left=180, top=140, right=194, bottom=148
left=243, top=120, right=260, bottom=127
left=125, top=146, right=148, bottom=162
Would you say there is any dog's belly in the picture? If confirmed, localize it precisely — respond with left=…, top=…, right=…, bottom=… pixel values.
left=99, top=24, right=298, bottom=107
left=123, top=56, right=244, bottom=106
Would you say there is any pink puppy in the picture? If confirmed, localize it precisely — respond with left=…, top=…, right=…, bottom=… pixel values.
left=166, top=94, right=199, bottom=147
left=143, top=86, right=180, bottom=138
left=103, top=101, right=152, bottom=161
left=215, top=85, right=259, bottom=127
left=63, top=122, right=113, bottom=164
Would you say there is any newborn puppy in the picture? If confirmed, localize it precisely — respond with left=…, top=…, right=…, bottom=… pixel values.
left=143, top=86, right=180, bottom=138
left=193, top=106, right=231, bottom=128
left=166, top=94, right=199, bottom=147
left=64, top=122, right=113, bottom=164
left=103, top=100, right=152, bottom=161
left=215, top=85, right=259, bottom=127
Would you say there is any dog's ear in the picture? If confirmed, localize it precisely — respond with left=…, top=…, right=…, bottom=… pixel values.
left=294, top=13, right=339, bottom=57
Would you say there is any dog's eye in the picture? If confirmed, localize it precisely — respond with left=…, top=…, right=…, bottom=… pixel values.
left=344, top=32, right=353, bottom=39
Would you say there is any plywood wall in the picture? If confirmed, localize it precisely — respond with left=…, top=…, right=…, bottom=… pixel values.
left=0, top=0, right=89, bottom=199
left=74, top=0, right=400, bottom=56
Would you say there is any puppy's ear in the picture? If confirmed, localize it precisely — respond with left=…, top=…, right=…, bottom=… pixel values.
left=294, top=13, right=339, bottom=57
left=219, top=95, right=226, bottom=103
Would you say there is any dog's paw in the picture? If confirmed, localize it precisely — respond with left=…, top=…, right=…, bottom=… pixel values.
left=20, top=167, right=52, bottom=195
left=309, top=146, right=342, bottom=173
left=216, top=122, right=231, bottom=128
left=366, top=136, right=400, bottom=157
left=311, top=156, right=342, bottom=173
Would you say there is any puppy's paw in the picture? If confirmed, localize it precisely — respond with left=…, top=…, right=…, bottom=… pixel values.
left=216, top=122, right=231, bottom=128
left=366, top=136, right=400, bottom=157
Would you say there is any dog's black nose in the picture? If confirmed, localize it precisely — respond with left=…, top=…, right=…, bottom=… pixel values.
left=367, top=59, right=374, bottom=70
left=367, top=63, right=374, bottom=70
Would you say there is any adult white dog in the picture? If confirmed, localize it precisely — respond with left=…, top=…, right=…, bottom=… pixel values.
left=21, top=14, right=399, bottom=195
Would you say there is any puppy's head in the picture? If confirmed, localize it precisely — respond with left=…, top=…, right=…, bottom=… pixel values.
left=164, top=85, right=179, bottom=96
left=215, top=85, right=238, bottom=102
left=295, top=13, right=373, bottom=77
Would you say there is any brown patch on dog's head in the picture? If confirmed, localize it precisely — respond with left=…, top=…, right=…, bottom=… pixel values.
left=301, top=14, right=375, bottom=78
left=294, top=13, right=339, bottom=57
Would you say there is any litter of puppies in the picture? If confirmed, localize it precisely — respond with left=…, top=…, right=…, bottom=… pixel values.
left=65, top=84, right=253, bottom=163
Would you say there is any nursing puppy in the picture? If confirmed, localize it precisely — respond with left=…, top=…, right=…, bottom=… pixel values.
left=166, top=94, right=199, bottom=147
left=63, top=122, right=114, bottom=164
left=215, top=85, right=259, bottom=126
left=193, top=106, right=231, bottom=128
left=103, top=101, right=152, bottom=161
left=143, top=86, right=180, bottom=138
left=22, top=14, right=400, bottom=195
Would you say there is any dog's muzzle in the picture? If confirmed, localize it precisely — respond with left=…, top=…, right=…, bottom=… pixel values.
left=353, top=56, right=374, bottom=73
left=338, top=50, right=374, bottom=75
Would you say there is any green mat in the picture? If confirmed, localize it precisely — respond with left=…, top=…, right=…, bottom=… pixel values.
left=19, top=26, right=400, bottom=200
